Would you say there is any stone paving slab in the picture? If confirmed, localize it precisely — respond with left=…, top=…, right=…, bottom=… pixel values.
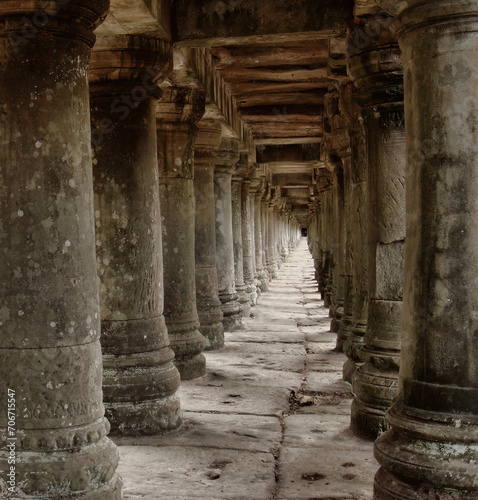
left=206, top=349, right=306, bottom=374
left=224, top=341, right=306, bottom=356
left=118, top=446, right=276, bottom=500
left=305, top=370, right=352, bottom=394
left=114, top=412, right=281, bottom=453
left=276, top=445, right=377, bottom=500
left=178, top=379, right=291, bottom=416
left=227, top=328, right=305, bottom=344
left=307, top=350, right=345, bottom=371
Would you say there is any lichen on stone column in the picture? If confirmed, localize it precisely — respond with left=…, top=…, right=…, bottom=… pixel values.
left=214, top=137, right=244, bottom=331
left=0, top=1, right=122, bottom=497
left=156, top=86, right=207, bottom=381
left=90, top=35, right=182, bottom=434
left=194, top=119, right=225, bottom=350
left=373, top=1, right=478, bottom=497
left=347, top=18, right=404, bottom=440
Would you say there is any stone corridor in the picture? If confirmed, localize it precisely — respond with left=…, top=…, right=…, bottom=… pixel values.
left=114, top=240, right=378, bottom=500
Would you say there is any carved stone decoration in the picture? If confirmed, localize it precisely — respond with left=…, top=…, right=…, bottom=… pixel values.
left=339, top=83, right=369, bottom=385
left=157, top=86, right=207, bottom=380
left=373, top=2, right=478, bottom=497
left=241, top=167, right=258, bottom=306
left=214, top=138, right=244, bottom=331
left=91, top=36, right=182, bottom=434
left=231, top=158, right=252, bottom=317
left=347, top=17, right=405, bottom=441
left=194, top=119, right=225, bottom=350
left=0, top=2, right=123, bottom=497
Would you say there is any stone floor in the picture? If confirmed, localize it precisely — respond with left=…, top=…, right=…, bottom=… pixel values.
left=114, top=239, right=378, bottom=499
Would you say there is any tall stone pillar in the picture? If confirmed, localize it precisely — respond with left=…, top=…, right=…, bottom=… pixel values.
left=194, top=119, right=225, bottom=350
left=249, top=174, right=264, bottom=297
left=267, top=191, right=279, bottom=279
left=341, top=84, right=369, bottom=384
left=347, top=21, right=405, bottom=440
left=241, top=168, right=258, bottom=306
left=214, top=138, right=244, bottom=331
left=336, top=153, right=354, bottom=360
left=324, top=92, right=348, bottom=335
left=91, top=36, right=181, bottom=434
left=261, top=189, right=271, bottom=281
left=231, top=159, right=252, bottom=317
left=157, top=87, right=207, bottom=380
left=0, top=2, right=122, bottom=497
left=373, top=2, right=478, bottom=497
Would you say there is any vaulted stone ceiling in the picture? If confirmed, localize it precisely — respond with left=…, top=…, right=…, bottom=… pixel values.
left=96, top=0, right=357, bottom=224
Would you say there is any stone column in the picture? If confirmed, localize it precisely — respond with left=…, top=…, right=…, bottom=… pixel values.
left=337, top=154, right=354, bottom=360
left=241, top=168, right=258, bottom=306
left=373, top=1, right=478, bottom=497
left=341, top=84, right=369, bottom=384
left=194, top=119, right=225, bottom=350
left=248, top=174, right=263, bottom=298
left=252, top=177, right=269, bottom=292
left=231, top=159, right=252, bottom=317
left=157, top=87, right=207, bottom=380
left=0, top=2, right=122, bottom=497
left=91, top=36, right=181, bottom=434
left=347, top=20, right=405, bottom=440
left=214, top=138, right=244, bottom=331
left=267, top=191, right=279, bottom=279
left=261, top=189, right=271, bottom=281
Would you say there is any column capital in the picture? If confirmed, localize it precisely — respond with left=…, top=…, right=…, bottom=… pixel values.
left=194, top=119, right=223, bottom=168
left=90, top=35, right=172, bottom=96
left=157, top=86, right=206, bottom=126
left=347, top=18, right=403, bottom=109
left=214, top=137, right=241, bottom=174
left=377, top=0, right=478, bottom=24
left=0, top=0, right=109, bottom=46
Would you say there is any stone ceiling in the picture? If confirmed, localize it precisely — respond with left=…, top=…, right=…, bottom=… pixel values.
left=96, top=0, right=361, bottom=223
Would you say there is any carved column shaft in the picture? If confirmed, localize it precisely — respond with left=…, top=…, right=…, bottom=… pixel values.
left=214, top=139, right=244, bottom=331
left=241, top=175, right=258, bottom=306
left=0, top=2, right=122, bottom=497
left=157, top=87, right=207, bottom=380
left=348, top=20, right=405, bottom=440
left=373, top=2, right=478, bottom=497
left=194, top=119, right=225, bottom=350
left=91, top=36, right=181, bottom=434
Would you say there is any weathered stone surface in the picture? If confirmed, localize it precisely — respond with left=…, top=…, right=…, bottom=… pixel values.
left=231, top=161, right=252, bottom=317
left=91, top=35, right=181, bottom=435
left=347, top=19, right=405, bottom=441
left=194, top=119, right=225, bottom=350
left=214, top=138, right=244, bottom=332
left=373, top=2, right=478, bottom=497
left=157, top=86, right=207, bottom=380
left=0, top=3, right=122, bottom=496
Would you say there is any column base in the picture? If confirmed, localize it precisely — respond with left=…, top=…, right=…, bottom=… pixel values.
left=350, top=398, right=388, bottom=440
left=267, top=261, right=278, bottom=280
left=0, top=421, right=122, bottom=499
left=103, top=350, right=182, bottom=435
left=351, top=351, right=399, bottom=439
left=168, top=325, right=207, bottom=380
left=343, top=357, right=362, bottom=385
left=245, top=280, right=258, bottom=306
left=197, top=300, right=225, bottom=351
left=374, top=466, right=478, bottom=500
left=257, top=269, right=270, bottom=292
left=236, top=285, right=252, bottom=317
left=336, top=314, right=353, bottom=352
left=219, top=292, right=244, bottom=331
left=105, top=394, right=182, bottom=436
left=374, top=407, right=478, bottom=499
left=174, top=353, right=207, bottom=381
